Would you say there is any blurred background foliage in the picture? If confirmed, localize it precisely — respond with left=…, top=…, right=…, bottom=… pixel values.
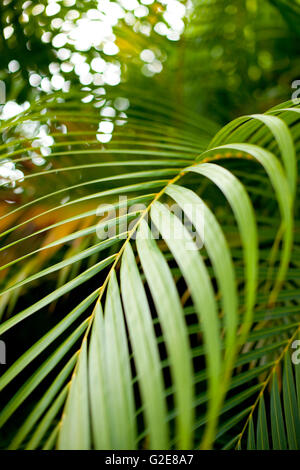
left=0, top=0, right=299, bottom=125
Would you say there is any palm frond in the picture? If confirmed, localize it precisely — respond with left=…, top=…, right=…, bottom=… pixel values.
left=235, top=337, right=300, bottom=450
left=0, top=90, right=299, bottom=449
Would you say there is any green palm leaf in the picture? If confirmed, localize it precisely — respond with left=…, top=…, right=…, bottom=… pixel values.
left=0, top=91, right=299, bottom=449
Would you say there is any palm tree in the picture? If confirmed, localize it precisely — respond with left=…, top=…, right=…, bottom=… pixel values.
left=0, top=0, right=299, bottom=451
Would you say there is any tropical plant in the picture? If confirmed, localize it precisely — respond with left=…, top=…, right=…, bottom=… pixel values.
left=0, top=85, right=299, bottom=449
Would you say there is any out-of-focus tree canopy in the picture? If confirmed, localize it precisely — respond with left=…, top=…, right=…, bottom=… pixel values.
left=0, top=0, right=299, bottom=123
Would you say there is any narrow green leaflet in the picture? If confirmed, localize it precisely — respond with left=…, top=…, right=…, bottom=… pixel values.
left=88, top=303, right=111, bottom=450
left=187, top=162, right=258, bottom=341
left=150, top=201, right=221, bottom=449
left=58, top=339, right=90, bottom=450
left=104, top=270, right=137, bottom=449
left=121, top=243, right=169, bottom=449
left=165, top=183, right=238, bottom=369
left=282, top=354, right=300, bottom=449
left=136, top=219, right=194, bottom=449
left=270, top=370, right=287, bottom=449
left=257, top=396, right=269, bottom=450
